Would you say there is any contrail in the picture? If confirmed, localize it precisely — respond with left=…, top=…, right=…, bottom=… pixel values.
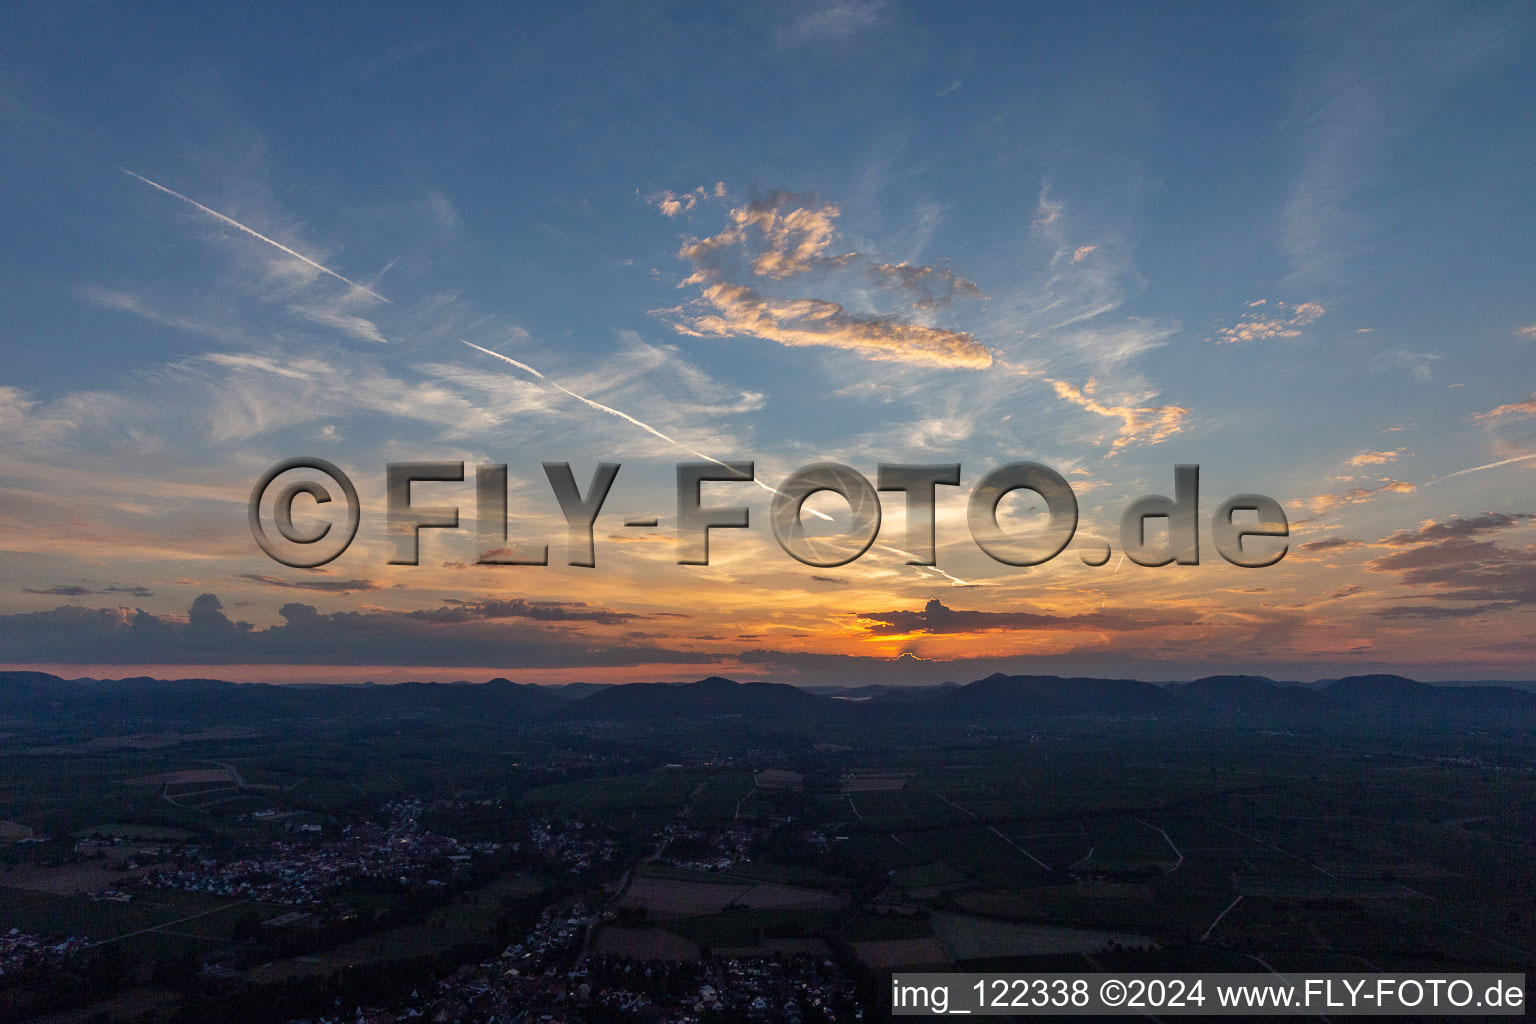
left=1423, top=452, right=1536, bottom=486
left=915, top=562, right=973, bottom=587
left=463, top=338, right=982, bottom=583
left=460, top=339, right=831, bottom=519
left=121, top=169, right=389, bottom=304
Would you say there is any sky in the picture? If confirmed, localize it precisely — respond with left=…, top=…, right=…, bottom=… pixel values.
left=1, top=2, right=1534, bottom=686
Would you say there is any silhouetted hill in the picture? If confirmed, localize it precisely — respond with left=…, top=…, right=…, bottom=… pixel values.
left=547, top=682, right=615, bottom=700
left=1323, top=674, right=1432, bottom=704
left=799, top=683, right=954, bottom=702
left=1170, top=675, right=1324, bottom=713
left=1, top=669, right=1531, bottom=731
left=904, top=673, right=1171, bottom=720
left=0, top=671, right=564, bottom=724
left=1324, top=674, right=1536, bottom=710
left=556, top=676, right=829, bottom=721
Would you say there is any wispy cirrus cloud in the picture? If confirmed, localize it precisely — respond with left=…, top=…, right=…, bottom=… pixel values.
left=80, top=286, right=249, bottom=347
left=783, top=0, right=883, bottom=41
left=1279, top=5, right=1523, bottom=284
left=1212, top=300, right=1325, bottom=344
left=288, top=304, right=389, bottom=344
left=1306, top=478, right=1416, bottom=516
left=121, top=169, right=388, bottom=303
left=1044, top=377, right=1187, bottom=451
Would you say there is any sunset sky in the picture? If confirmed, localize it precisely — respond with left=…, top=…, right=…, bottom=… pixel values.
left=2, top=3, right=1534, bottom=685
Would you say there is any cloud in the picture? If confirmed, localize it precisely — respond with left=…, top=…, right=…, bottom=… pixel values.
left=1044, top=377, right=1187, bottom=450
left=236, top=573, right=381, bottom=594
left=1366, top=513, right=1536, bottom=609
left=289, top=305, right=389, bottom=344
left=649, top=182, right=726, bottom=218
left=867, top=262, right=984, bottom=311
left=1212, top=300, right=1326, bottom=344
left=407, top=598, right=643, bottom=625
left=1381, top=348, right=1442, bottom=381
left=1374, top=603, right=1506, bottom=620
left=80, top=286, right=249, bottom=347
left=670, top=283, right=993, bottom=368
left=1070, top=245, right=1096, bottom=264
left=1378, top=512, right=1536, bottom=548
left=1306, top=479, right=1416, bottom=515
left=1517, top=325, right=1536, bottom=340
left=678, top=190, right=852, bottom=282
left=661, top=189, right=993, bottom=368
left=1474, top=393, right=1536, bottom=422
left=121, top=170, right=387, bottom=303
left=1424, top=452, right=1536, bottom=485
left=201, top=352, right=316, bottom=381
left=459, top=340, right=849, bottom=532
left=24, top=584, right=154, bottom=598
left=1298, top=537, right=1365, bottom=553
left=1279, top=4, right=1519, bottom=283
left=1032, top=192, right=1061, bottom=229
left=784, top=1, right=882, bottom=40
left=0, top=594, right=705, bottom=668
left=856, top=597, right=1173, bottom=636
left=1347, top=449, right=1404, bottom=466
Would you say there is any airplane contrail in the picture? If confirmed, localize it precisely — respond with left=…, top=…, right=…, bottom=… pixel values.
left=121, top=169, right=389, bottom=304
left=1423, top=452, right=1536, bottom=485
left=462, top=339, right=754, bottom=475
left=915, top=562, right=973, bottom=587
left=463, top=339, right=981, bottom=582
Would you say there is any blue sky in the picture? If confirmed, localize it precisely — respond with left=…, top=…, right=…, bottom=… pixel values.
left=2, top=2, right=1534, bottom=683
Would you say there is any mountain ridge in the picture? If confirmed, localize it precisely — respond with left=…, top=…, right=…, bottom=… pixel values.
left=3, top=670, right=1532, bottom=728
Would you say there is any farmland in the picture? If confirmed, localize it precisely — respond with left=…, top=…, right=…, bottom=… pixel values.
left=1, top=674, right=1533, bottom=1020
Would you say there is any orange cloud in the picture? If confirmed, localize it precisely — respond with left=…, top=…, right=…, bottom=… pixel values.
left=664, top=190, right=992, bottom=368
left=1047, top=377, right=1187, bottom=450
left=1307, top=479, right=1416, bottom=515
left=651, top=182, right=726, bottom=217
left=1213, top=300, right=1326, bottom=343
left=672, top=282, right=993, bottom=368
left=1347, top=448, right=1404, bottom=466
left=1474, top=393, right=1536, bottom=421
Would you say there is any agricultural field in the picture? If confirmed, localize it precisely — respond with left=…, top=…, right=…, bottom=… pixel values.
left=2, top=686, right=1533, bottom=1021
